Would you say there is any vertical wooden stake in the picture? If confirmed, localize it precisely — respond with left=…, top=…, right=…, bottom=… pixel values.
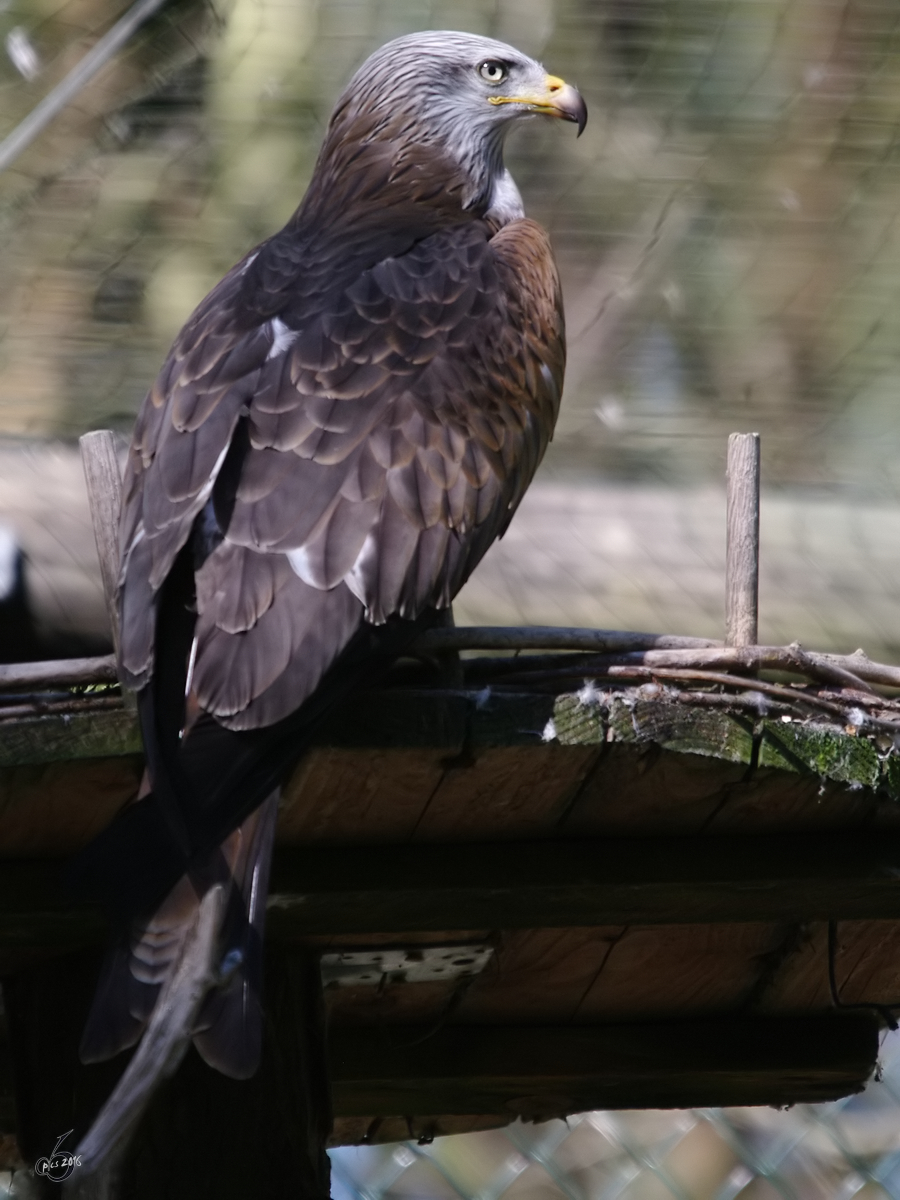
left=79, top=431, right=123, bottom=663
left=726, top=432, right=760, bottom=648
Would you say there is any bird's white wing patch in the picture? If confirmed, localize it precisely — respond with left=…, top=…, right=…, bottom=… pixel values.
left=266, top=317, right=299, bottom=360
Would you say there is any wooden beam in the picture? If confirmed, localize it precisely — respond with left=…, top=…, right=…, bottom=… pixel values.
left=6, top=832, right=900, bottom=949
left=329, top=1015, right=878, bottom=1115
left=264, top=833, right=900, bottom=932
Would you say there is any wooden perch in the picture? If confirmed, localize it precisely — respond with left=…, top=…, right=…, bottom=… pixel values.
left=726, top=432, right=760, bottom=647
left=4, top=633, right=900, bottom=721
left=0, top=655, right=117, bottom=692
left=79, top=431, right=123, bottom=664
left=459, top=640, right=898, bottom=693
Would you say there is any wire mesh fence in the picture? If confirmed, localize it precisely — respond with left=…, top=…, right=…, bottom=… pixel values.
left=3, top=0, right=900, bottom=495
left=330, top=1032, right=900, bottom=1200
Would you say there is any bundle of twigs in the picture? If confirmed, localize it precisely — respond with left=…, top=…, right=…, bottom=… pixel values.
left=3, top=627, right=900, bottom=734
left=414, top=627, right=900, bottom=736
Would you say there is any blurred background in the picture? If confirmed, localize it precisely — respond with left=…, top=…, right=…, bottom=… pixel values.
left=2, top=0, right=900, bottom=661
left=2, top=0, right=900, bottom=1192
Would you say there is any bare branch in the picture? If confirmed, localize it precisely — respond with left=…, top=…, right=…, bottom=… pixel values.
left=0, top=655, right=117, bottom=691
left=416, top=627, right=723, bottom=653
left=606, top=666, right=862, bottom=721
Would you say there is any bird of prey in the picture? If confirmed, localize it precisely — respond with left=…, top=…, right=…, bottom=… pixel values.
left=74, top=30, right=586, bottom=1083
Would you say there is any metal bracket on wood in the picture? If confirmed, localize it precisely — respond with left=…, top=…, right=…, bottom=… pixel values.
left=320, top=944, right=493, bottom=987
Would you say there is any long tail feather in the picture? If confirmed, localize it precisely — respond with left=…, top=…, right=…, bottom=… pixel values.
left=79, top=792, right=279, bottom=1080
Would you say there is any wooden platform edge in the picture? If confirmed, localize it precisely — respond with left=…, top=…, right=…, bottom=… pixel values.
left=6, top=831, right=900, bottom=947
left=2, top=689, right=899, bottom=802
left=329, top=1014, right=880, bottom=1117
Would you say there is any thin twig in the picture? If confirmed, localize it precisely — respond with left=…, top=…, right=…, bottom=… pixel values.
left=415, top=627, right=723, bottom=653
left=463, top=645, right=876, bottom=694
left=417, top=629, right=888, bottom=693
left=0, top=695, right=122, bottom=721
left=605, top=667, right=861, bottom=721
left=3, top=631, right=900, bottom=715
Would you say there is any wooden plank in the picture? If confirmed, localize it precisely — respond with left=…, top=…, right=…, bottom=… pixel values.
left=328, top=1015, right=879, bottom=1115
left=329, top=1115, right=509, bottom=1147
left=7, top=834, right=900, bottom=947
left=0, top=710, right=140, bottom=767
left=262, top=833, right=900, bottom=933
left=456, top=928, right=626, bottom=1023
left=412, top=745, right=600, bottom=841
left=325, top=979, right=459, bottom=1027
left=561, top=744, right=748, bottom=835
left=456, top=925, right=790, bottom=1026
left=316, top=690, right=471, bottom=748
left=279, top=748, right=454, bottom=845
left=0, top=757, right=141, bottom=855
left=556, top=694, right=755, bottom=763
left=701, top=768, right=878, bottom=833
left=757, top=920, right=900, bottom=1013
left=0, top=692, right=897, bottom=847
left=573, top=923, right=786, bottom=1019
left=0, top=686, right=896, bottom=791
left=264, top=830, right=900, bottom=931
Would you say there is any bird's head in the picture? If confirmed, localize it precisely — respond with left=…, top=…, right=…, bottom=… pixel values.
left=319, top=31, right=587, bottom=219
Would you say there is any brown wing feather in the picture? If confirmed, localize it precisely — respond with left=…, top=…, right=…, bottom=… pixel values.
left=119, top=216, right=563, bottom=729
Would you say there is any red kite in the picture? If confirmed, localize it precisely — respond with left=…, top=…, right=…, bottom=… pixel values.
left=76, top=30, right=586, bottom=1080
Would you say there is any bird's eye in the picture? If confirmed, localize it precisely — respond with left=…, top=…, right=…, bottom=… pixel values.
left=479, top=60, right=508, bottom=84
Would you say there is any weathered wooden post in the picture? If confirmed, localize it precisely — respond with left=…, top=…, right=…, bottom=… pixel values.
left=79, top=431, right=124, bottom=666
left=725, top=432, right=760, bottom=648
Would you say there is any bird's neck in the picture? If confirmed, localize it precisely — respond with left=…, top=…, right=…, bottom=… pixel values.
left=484, top=168, right=525, bottom=227
left=292, top=108, right=512, bottom=245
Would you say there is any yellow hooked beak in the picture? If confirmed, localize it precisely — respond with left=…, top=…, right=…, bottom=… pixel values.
left=489, top=74, right=587, bottom=135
